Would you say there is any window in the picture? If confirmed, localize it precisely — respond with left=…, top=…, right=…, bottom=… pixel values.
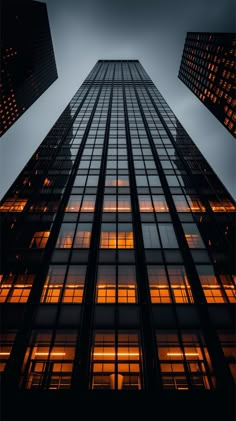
left=29, top=231, right=50, bottom=248
left=0, top=198, right=27, bottom=212
left=0, top=274, right=34, bottom=303
left=80, top=196, right=96, bottom=212
left=73, top=223, right=92, bottom=248
left=96, top=265, right=137, bottom=304
left=197, top=266, right=235, bottom=303
left=100, top=224, right=134, bottom=249
left=218, top=332, right=236, bottom=382
left=147, top=266, right=193, bottom=304
left=159, top=224, right=178, bottom=248
left=105, top=176, right=129, bottom=187
left=90, top=331, right=142, bottom=390
left=182, top=223, right=205, bottom=248
left=173, top=195, right=190, bottom=212
left=65, top=196, right=82, bottom=212
left=148, top=266, right=171, bottom=303
left=153, top=195, right=169, bottom=212
left=142, top=224, right=160, bottom=248
left=56, top=224, right=76, bottom=248
left=138, top=195, right=153, bottom=212
left=156, top=331, right=215, bottom=390
left=21, top=331, right=77, bottom=389
left=209, top=199, right=236, bottom=212
left=41, top=266, right=66, bottom=303
left=0, top=333, right=16, bottom=374
left=62, top=266, right=86, bottom=303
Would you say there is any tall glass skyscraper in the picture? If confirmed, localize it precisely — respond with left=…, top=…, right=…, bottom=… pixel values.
left=0, top=60, right=235, bottom=420
left=178, top=32, right=236, bottom=137
left=0, top=0, right=58, bottom=136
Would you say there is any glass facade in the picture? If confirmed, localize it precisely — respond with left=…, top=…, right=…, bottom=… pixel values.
left=0, top=60, right=235, bottom=420
left=179, top=32, right=236, bottom=137
left=0, top=0, right=57, bottom=136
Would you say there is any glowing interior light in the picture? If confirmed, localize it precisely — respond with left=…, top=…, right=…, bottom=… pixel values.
left=0, top=352, right=11, bottom=356
left=93, top=352, right=139, bottom=357
left=35, top=352, right=66, bottom=356
left=167, top=353, right=199, bottom=357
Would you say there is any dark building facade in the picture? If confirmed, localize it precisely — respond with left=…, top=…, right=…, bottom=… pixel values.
left=0, top=60, right=235, bottom=420
left=178, top=32, right=236, bottom=137
left=0, top=0, right=57, bottom=136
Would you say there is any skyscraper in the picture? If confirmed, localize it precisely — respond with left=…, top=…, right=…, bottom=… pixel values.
left=0, top=60, right=235, bottom=420
left=178, top=32, right=236, bottom=137
left=0, top=0, right=58, bottom=136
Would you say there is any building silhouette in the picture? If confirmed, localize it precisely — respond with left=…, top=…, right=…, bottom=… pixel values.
left=0, top=0, right=57, bottom=136
left=178, top=32, right=236, bottom=137
left=0, top=60, right=235, bottom=420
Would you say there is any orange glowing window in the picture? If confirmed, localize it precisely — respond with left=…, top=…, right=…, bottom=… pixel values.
left=0, top=274, right=34, bottom=303
left=41, top=266, right=66, bottom=303
left=0, top=333, right=16, bottom=374
left=209, top=199, right=236, bottom=212
left=0, top=198, right=27, bottom=212
left=156, top=332, right=214, bottom=390
left=43, top=178, right=51, bottom=187
left=218, top=332, right=236, bottom=383
left=105, top=176, right=129, bottom=187
left=182, top=224, right=205, bottom=248
left=100, top=224, right=134, bottom=249
left=91, top=332, right=142, bottom=390
left=22, top=332, right=77, bottom=390
left=29, top=231, right=50, bottom=248
left=62, top=266, right=86, bottom=303
left=96, top=265, right=137, bottom=304
left=196, top=265, right=234, bottom=304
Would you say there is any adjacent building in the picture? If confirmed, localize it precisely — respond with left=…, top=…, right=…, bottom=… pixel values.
left=0, top=0, right=58, bottom=136
left=178, top=32, right=236, bottom=137
left=0, top=60, right=235, bottom=420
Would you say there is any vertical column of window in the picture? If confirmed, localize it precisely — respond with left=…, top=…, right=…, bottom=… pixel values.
left=133, top=62, right=235, bottom=390
left=2, top=62, right=106, bottom=390
left=122, top=61, right=161, bottom=390
left=73, top=63, right=115, bottom=391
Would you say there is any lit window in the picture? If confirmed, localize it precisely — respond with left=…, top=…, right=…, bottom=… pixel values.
left=153, top=195, right=169, bottom=212
left=80, top=195, right=96, bottom=212
left=91, top=331, right=142, bottom=390
left=209, top=199, right=236, bottom=212
left=21, top=331, right=77, bottom=390
left=62, top=266, right=86, bottom=303
left=182, top=223, right=205, bottom=248
left=105, top=176, right=129, bottom=187
left=29, top=231, right=50, bottom=248
left=197, top=266, right=235, bottom=303
left=218, top=332, right=236, bottom=382
left=65, top=195, right=82, bottom=212
left=0, top=198, right=27, bottom=212
left=73, top=223, right=92, bottom=248
left=156, top=331, right=215, bottom=390
left=167, top=266, right=193, bottom=303
left=41, top=266, right=66, bottom=303
left=0, top=333, right=16, bottom=374
left=56, top=224, right=75, bottom=248
left=0, top=274, right=34, bottom=303
left=96, top=266, right=116, bottom=303
left=138, top=195, right=153, bottom=212
left=148, top=266, right=171, bottom=303
left=100, top=224, right=134, bottom=249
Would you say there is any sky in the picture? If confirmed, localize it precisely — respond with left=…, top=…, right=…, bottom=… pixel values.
left=0, top=0, right=235, bottom=200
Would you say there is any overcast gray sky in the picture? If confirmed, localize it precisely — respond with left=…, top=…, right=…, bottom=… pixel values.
left=1, top=0, right=235, bottom=200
